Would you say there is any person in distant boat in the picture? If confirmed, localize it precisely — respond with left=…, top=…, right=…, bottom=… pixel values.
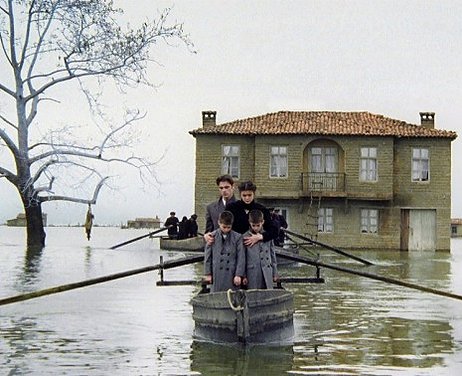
left=187, top=214, right=198, bottom=237
left=243, top=209, right=278, bottom=289
left=271, top=208, right=288, bottom=247
left=203, top=211, right=245, bottom=292
left=205, top=175, right=236, bottom=233
left=178, top=216, right=188, bottom=240
left=223, top=181, right=278, bottom=248
left=164, top=211, right=179, bottom=239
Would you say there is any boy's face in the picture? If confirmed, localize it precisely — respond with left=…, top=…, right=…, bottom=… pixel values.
left=218, top=222, right=232, bottom=234
left=249, top=220, right=264, bottom=233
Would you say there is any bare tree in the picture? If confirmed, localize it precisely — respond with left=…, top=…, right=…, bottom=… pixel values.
left=0, top=0, right=193, bottom=248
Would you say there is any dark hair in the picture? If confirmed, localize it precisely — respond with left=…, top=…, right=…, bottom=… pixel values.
left=219, top=210, right=234, bottom=226
left=248, top=209, right=264, bottom=223
left=216, top=175, right=234, bottom=186
left=238, top=181, right=257, bottom=192
left=170, top=211, right=176, bottom=215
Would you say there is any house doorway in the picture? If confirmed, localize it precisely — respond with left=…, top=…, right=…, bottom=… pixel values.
left=400, top=209, right=436, bottom=251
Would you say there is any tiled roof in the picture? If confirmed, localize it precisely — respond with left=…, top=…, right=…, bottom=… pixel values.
left=189, top=111, right=457, bottom=139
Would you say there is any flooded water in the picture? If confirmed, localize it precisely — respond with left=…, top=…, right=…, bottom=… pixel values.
left=1, top=226, right=461, bottom=375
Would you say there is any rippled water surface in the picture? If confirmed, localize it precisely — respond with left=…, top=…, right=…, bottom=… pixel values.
left=1, top=226, right=462, bottom=375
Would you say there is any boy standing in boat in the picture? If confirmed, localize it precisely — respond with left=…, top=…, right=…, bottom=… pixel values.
left=203, top=211, right=245, bottom=292
left=243, top=209, right=279, bottom=289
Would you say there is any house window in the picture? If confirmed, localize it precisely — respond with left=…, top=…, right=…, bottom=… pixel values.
left=222, top=145, right=240, bottom=178
left=412, top=148, right=429, bottom=182
left=360, top=209, right=378, bottom=234
left=318, top=208, right=333, bottom=233
left=270, top=146, right=288, bottom=178
left=309, top=146, right=338, bottom=190
left=311, top=147, right=337, bottom=173
left=360, top=147, right=377, bottom=182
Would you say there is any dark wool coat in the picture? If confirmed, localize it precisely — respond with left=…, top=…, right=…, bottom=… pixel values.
left=205, top=196, right=236, bottom=233
left=164, top=216, right=179, bottom=236
left=204, top=229, right=245, bottom=292
left=225, top=200, right=279, bottom=242
left=243, top=230, right=278, bottom=289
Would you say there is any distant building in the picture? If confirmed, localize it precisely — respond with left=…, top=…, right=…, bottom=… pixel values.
left=190, top=110, right=457, bottom=251
left=6, top=213, right=48, bottom=227
left=126, top=217, right=161, bottom=229
left=451, top=219, right=462, bottom=238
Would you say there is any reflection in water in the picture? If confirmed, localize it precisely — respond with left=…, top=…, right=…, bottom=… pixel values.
left=84, top=246, right=92, bottom=269
left=1, top=228, right=462, bottom=375
left=288, top=250, right=456, bottom=374
left=20, top=245, right=44, bottom=287
left=190, top=341, right=294, bottom=375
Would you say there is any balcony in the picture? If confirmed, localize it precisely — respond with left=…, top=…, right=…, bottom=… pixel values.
left=300, top=173, right=346, bottom=197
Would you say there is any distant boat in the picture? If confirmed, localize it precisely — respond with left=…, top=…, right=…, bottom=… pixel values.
left=191, top=288, right=294, bottom=344
left=159, top=236, right=205, bottom=252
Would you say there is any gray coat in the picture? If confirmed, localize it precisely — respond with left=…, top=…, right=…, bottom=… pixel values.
left=243, top=230, right=278, bottom=289
left=204, top=229, right=245, bottom=292
left=205, top=196, right=236, bottom=233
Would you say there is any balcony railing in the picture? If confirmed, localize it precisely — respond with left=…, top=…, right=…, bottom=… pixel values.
left=300, top=172, right=345, bottom=194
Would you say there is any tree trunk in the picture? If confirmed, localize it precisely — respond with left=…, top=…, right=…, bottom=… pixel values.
left=24, top=203, right=46, bottom=249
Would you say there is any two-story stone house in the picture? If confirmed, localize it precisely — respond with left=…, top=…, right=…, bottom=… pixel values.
left=190, top=111, right=457, bottom=251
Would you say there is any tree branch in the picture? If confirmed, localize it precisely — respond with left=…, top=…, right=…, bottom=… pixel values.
left=40, top=176, right=109, bottom=204
left=0, top=113, right=18, bottom=130
left=0, top=4, right=9, bottom=15
left=0, top=127, right=20, bottom=156
left=0, top=165, right=16, bottom=182
left=0, top=81, right=15, bottom=97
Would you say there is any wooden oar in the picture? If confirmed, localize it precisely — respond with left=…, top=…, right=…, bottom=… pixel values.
left=285, top=229, right=373, bottom=266
left=110, top=227, right=168, bottom=249
left=284, top=233, right=319, bottom=258
left=0, top=254, right=203, bottom=306
left=276, top=249, right=462, bottom=302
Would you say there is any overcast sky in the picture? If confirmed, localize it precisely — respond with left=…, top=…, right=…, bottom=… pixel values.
left=1, top=0, right=462, bottom=226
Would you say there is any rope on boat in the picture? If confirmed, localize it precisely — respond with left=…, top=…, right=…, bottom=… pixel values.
left=227, top=289, right=244, bottom=311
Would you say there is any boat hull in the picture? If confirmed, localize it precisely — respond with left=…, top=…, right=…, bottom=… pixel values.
left=159, top=236, right=205, bottom=251
left=191, top=289, right=294, bottom=344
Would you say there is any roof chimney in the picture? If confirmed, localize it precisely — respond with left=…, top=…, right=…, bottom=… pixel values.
left=202, top=111, right=217, bottom=128
left=419, top=112, right=435, bottom=129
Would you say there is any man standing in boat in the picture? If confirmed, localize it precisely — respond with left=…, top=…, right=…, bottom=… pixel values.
left=164, top=211, right=179, bottom=239
left=205, top=175, right=236, bottom=233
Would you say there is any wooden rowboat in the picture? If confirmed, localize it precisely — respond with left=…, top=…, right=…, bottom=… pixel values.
left=159, top=236, right=205, bottom=252
left=191, top=288, right=294, bottom=344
